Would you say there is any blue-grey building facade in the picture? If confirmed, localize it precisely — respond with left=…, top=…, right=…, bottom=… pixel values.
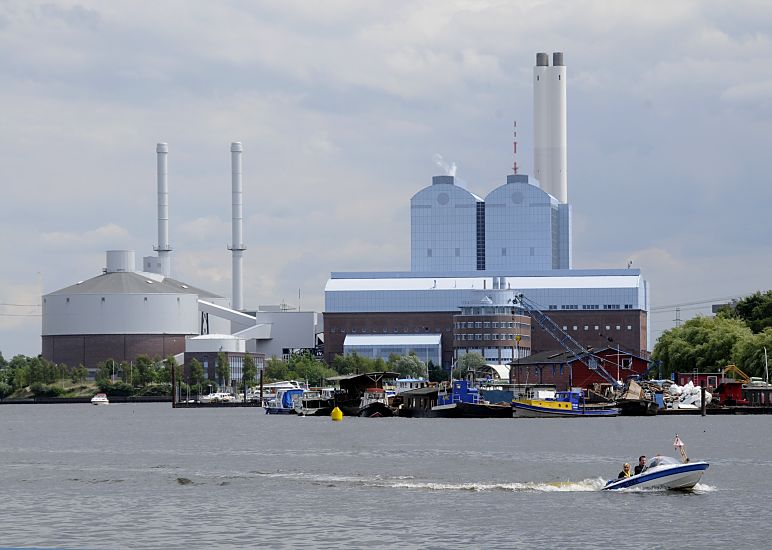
left=411, top=175, right=484, bottom=272
left=411, top=174, right=571, bottom=273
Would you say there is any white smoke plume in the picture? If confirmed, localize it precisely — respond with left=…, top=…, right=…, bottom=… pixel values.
left=432, top=153, right=457, bottom=176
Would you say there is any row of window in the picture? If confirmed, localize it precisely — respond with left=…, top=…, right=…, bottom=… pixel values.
left=459, top=307, right=525, bottom=315
left=558, top=325, right=633, bottom=331
left=455, top=333, right=530, bottom=342
left=455, top=321, right=528, bottom=329
left=548, top=304, right=636, bottom=310
left=330, top=327, right=452, bottom=334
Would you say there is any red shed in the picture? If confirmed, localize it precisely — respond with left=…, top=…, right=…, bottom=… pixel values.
left=714, top=381, right=747, bottom=406
left=509, top=347, right=650, bottom=391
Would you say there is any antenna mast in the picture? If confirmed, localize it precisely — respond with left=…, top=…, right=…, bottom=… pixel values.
left=512, top=120, right=518, bottom=174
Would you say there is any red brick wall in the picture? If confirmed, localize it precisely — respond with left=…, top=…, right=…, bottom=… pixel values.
left=42, top=334, right=187, bottom=370
left=323, top=309, right=648, bottom=367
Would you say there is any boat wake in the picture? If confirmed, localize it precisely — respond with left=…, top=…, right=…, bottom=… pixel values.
left=251, top=471, right=607, bottom=492
left=377, top=478, right=607, bottom=492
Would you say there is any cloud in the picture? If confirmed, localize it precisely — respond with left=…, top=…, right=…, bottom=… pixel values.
left=40, top=224, right=132, bottom=250
left=2, top=0, right=772, bottom=358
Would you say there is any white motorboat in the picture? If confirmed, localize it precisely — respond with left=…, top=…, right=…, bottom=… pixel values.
left=603, top=456, right=709, bottom=491
left=90, top=393, right=109, bottom=405
left=199, top=392, right=235, bottom=404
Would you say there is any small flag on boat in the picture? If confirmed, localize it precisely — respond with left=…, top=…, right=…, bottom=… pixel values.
left=673, top=434, right=689, bottom=463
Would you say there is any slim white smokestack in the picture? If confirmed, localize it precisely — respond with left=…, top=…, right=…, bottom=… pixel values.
left=155, top=143, right=172, bottom=277
left=549, top=52, right=567, bottom=203
left=533, top=52, right=568, bottom=203
left=533, top=52, right=550, bottom=194
left=228, top=142, right=246, bottom=311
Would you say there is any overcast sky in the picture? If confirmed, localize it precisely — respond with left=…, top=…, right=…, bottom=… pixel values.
left=1, top=0, right=771, bottom=359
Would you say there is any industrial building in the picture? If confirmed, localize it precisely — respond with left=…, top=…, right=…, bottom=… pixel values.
left=41, top=143, right=320, bottom=378
left=324, top=52, right=650, bottom=368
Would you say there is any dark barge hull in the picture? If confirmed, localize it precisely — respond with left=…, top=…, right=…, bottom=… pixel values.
left=430, top=402, right=513, bottom=418
left=617, top=399, right=659, bottom=416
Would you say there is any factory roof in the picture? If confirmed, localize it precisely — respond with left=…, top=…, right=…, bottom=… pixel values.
left=326, top=269, right=641, bottom=292
left=343, top=334, right=442, bottom=346
left=46, top=271, right=224, bottom=298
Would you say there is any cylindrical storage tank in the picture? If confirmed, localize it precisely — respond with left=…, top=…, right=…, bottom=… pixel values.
left=533, top=52, right=551, bottom=197
left=42, top=291, right=199, bottom=336
left=548, top=52, right=567, bottom=203
left=106, top=250, right=136, bottom=273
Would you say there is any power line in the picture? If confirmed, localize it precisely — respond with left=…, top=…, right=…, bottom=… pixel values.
left=650, top=292, right=755, bottom=311
left=0, top=303, right=41, bottom=307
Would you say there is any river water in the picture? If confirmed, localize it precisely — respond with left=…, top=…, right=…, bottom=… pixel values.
left=1, top=404, right=770, bottom=549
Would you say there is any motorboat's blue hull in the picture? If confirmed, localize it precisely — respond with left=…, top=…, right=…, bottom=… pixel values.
left=603, top=461, right=709, bottom=491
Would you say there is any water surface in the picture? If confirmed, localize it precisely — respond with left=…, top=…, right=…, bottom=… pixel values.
left=1, top=404, right=769, bottom=549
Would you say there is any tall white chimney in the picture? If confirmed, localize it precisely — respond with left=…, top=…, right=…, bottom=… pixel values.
left=154, top=142, right=172, bottom=276
left=549, top=52, right=567, bottom=203
left=228, top=142, right=246, bottom=311
left=533, top=52, right=550, bottom=195
left=533, top=52, right=568, bottom=203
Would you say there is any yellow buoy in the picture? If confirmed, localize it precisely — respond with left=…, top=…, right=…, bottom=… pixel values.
left=331, top=406, right=343, bottom=421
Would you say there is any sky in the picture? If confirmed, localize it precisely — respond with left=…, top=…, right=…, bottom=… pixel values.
left=1, top=0, right=771, bottom=359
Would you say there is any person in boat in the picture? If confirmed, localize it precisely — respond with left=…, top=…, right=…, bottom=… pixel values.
left=618, top=463, right=631, bottom=479
left=634, top=455, right=647, bottom=475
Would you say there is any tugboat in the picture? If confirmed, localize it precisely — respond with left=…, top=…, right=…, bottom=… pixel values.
left=512, top=387, right=618, bottom=417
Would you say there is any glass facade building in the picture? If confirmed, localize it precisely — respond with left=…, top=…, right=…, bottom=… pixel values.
left=411, top=176, right=484, bottom=272
left=343, top=334, right=441, bottom=365
left=485, top=174, right=571, bottom=270
left=411, top=174, right=571, bottom=273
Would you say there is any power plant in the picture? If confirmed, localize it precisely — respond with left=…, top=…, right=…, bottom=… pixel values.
left=39, top=52, right=648, bottom=376
left=323, top=52, right=650, bottom=367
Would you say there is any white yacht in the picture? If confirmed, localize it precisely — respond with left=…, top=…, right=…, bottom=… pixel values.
left=90, top=393, right=109, bottom=405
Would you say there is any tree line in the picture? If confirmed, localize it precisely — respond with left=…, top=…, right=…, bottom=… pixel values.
left=1, top=346, right=468, bottom=400
left=653, top=290, right=772, bottom=378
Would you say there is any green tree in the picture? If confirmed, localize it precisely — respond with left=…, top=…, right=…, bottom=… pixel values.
left=188, top=358, right=206, bottom=393
left=427, top=360, right=446, bottom=383
left=652, top=315, right=752, bottom=377
left=134, top=355, right=154, bottom=387
left=732, top=290, right=772, bottom=333
left=71, top=365, right=88, bottom=384
left=215, top=352, right=231, bottom=388
left=29, top=382, right=64, bottom=398
left=265, top=357, right=290, bottom=381
left=95, top=361, right=112, bottom=384
left=160, top=356, right=183, bottom=384
left=242, top=355, right=257, bottom=388
left=287, top=351, right=337, bottom=386
left=388, top=352, right=425, bottom=378
left=0, top=382, right=12, bottom=399
left=330, top=352, right=381, bottom=375
left=731, top=328, right=772, bottom=377
left=453, top=352, right=486, bottom=379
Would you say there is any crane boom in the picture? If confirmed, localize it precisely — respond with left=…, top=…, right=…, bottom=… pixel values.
left=513, top=293, right=622, bottom=389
